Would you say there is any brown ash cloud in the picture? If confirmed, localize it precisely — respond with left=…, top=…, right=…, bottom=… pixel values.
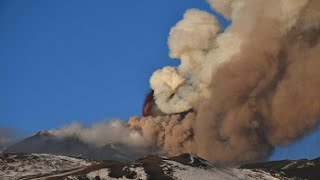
left=53, top=0, right=320, bottom=165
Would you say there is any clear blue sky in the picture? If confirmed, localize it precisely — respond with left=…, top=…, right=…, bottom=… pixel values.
left=1, top=0, right=319, bottom=160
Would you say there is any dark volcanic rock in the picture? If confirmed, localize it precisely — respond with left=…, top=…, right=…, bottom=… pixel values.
left=136, top=155, right=174, bottom=180
left=168, top=153, right=218, bottom=168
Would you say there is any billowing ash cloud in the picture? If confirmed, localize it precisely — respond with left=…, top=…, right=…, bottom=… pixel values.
left=130, top=0, right=320, bottom=164
left=54, top=0, right=320, bottom=164
left=0, top=128, right=15, bottom=149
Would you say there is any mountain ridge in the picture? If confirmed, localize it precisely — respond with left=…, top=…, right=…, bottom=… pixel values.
left=4, top=130, right=155, bottom=162
left=1, top=152, right=285, bottom=180
left=3, top=131, right=320, bottom=179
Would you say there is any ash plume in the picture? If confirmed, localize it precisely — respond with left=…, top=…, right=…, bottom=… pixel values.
left=53, top=0, right=320, bottom=164
left=130, top=0, right=320, bottom=164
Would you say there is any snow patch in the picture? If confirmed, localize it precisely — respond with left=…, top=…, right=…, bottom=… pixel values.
left=129, top=166, right=148, bottom=180
left=87, top=168, right=110, bottom=179
left=242, top=169, right=280, bottom=180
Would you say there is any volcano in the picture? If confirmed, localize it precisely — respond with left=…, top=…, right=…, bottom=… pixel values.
left=3, top=131, right=155, bottom=162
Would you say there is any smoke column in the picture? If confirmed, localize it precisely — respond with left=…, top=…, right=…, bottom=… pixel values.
left=129, top=0, right=320, bottom=164
left=54, top=0, right=320, bottom=164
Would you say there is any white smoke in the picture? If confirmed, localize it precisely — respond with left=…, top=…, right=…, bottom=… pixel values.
left=150, top=9, right=221, bottom=114
left=150, top=0, right=312, bottom=115
left=51, top=120, right=148, bottom=148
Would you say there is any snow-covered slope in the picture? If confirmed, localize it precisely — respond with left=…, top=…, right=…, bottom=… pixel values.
left=240, top=157, right=320, bottom=180
left=1, top=153, right=282, bottom=180
left=0, top=153, right=94, bottom=180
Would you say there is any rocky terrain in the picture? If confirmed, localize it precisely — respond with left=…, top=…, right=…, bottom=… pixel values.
left=3, top=152, right=319, bottom=180
left=2, top=131, right=320, bottom=179
left=0, top=153, right=93, bottom=180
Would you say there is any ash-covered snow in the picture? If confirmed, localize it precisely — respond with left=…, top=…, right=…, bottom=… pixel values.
left=67, top=166, right=148, bottom=180
left=0, top=153, right=93, bottom=180
left=162, top=159, right=280, bottom=180
left=242, top=169, right=282, bottom=180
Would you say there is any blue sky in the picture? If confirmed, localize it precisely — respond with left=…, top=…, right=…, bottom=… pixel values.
left=1, top=0, right=319, bottom=160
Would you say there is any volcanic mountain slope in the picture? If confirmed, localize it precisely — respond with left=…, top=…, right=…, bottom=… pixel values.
left=4, top=131, right=152, bottom=162
left=3, top=152, right=317, bottom=180
left=3, top=132, right=320, bottom=179
left=240, top=157, right=320, bottom=180
left=0, top=153, right=94, bottom=180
